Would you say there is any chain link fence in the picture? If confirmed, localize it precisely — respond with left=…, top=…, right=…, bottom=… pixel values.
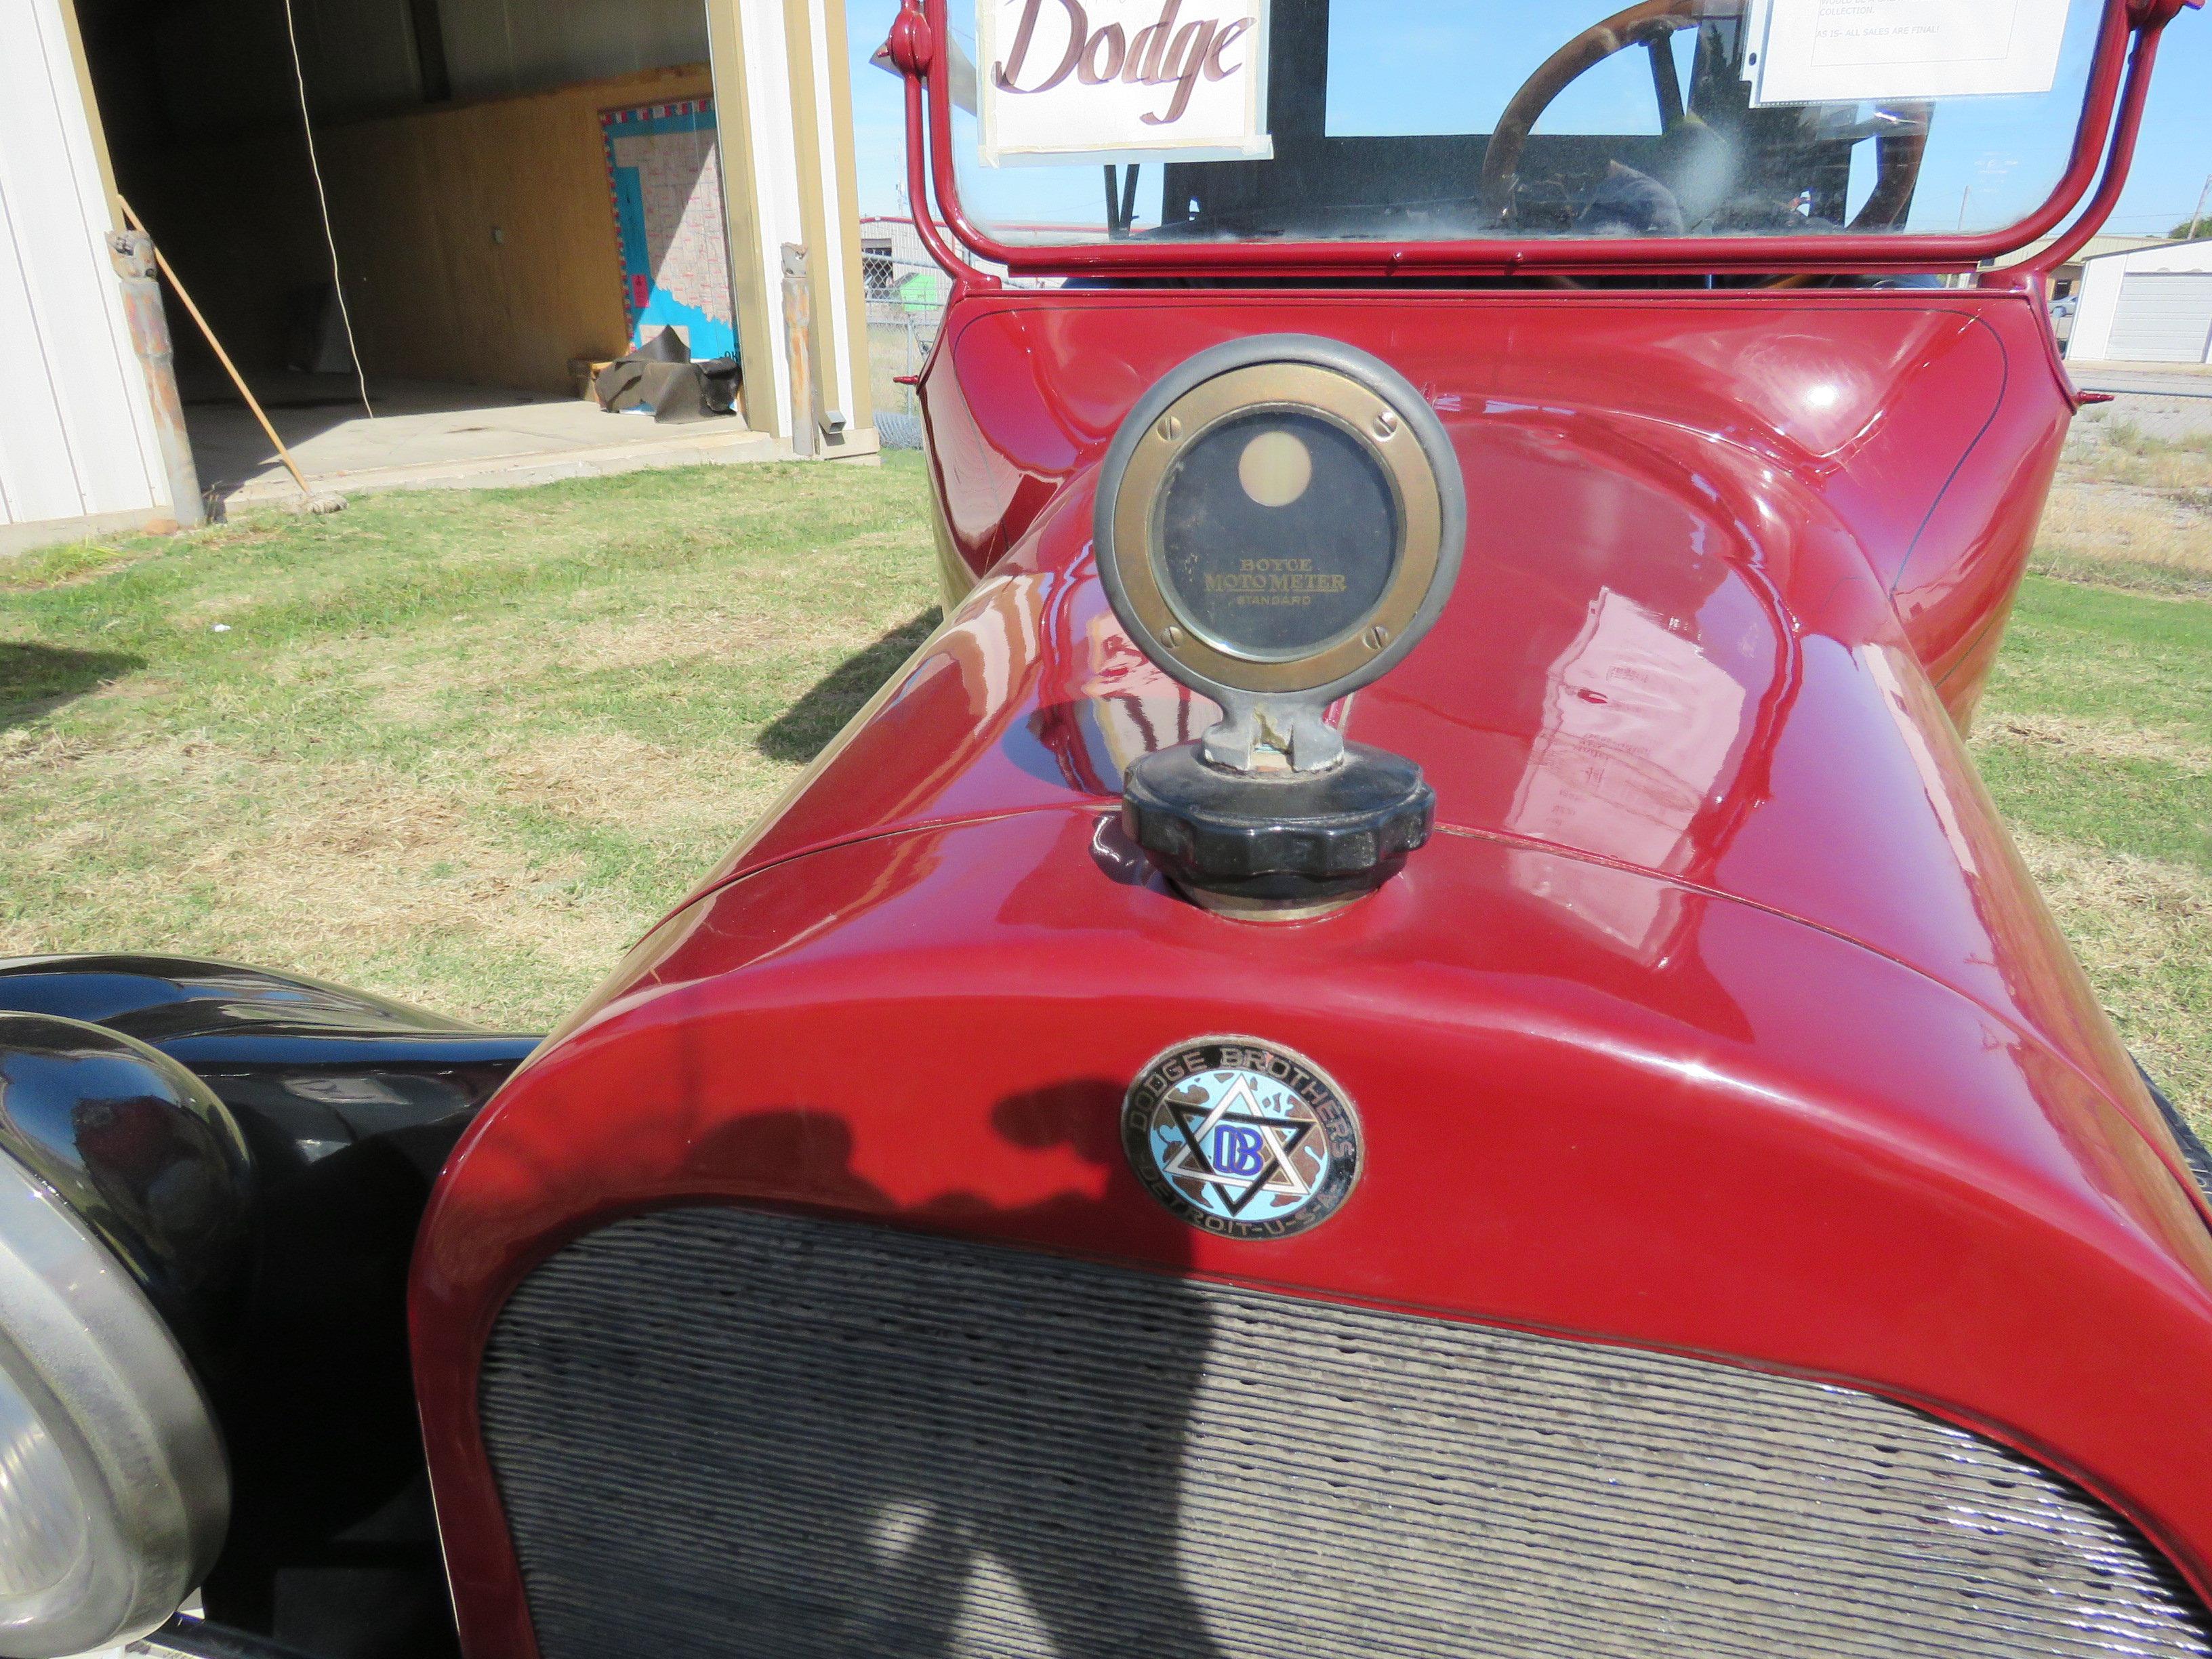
left=865, top=251, right=945, bottom=451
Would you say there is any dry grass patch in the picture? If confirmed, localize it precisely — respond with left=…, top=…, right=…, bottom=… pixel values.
left=2039, top=417, right=2212, bottom=594
left=2039, top=480, right=2212, bottom=579
left=491, top=729, right=776, bottom=834
left=0, top=732, right=631, bottom=1006
left=2011, top=830, right=2212, bottom=1111
left=1978, top=710, right=2211, bottom=777
left=561, top=609, right=785, bottom=672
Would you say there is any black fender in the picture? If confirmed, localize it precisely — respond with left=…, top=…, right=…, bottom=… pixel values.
left=0, top=958, right=540, bottom=1659
left=0, top=955, right=536, bottom=1172
left=0, top=1014, right=255, bottom=1373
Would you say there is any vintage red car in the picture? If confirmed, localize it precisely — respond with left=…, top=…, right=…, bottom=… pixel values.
left=3, top=1, right=2207, bottom=1656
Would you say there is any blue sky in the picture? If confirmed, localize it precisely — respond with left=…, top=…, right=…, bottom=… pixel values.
left=2106, top=18, right=2212, bottom=234
left=843, top=1, right=2212, bottom=240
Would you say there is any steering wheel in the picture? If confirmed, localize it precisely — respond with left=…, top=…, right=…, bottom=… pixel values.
left=1477, top=0, right=1929, bottom=256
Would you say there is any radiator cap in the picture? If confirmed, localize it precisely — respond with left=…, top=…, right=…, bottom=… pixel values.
left=1119, top=741, right=1433, bottom=916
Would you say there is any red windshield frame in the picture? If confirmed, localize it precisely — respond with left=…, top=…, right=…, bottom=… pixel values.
left=916, top=0, right=2139, bottom=278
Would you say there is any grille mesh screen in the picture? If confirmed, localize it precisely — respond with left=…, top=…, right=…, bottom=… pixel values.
left=482, top=1206, right=2212, bottom=1659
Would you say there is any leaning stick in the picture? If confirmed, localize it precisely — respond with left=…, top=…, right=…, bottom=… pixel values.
left=117, top=195, right=341, bottom=512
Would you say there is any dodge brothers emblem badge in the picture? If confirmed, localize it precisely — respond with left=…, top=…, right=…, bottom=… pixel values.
left=1124, top=1038, right=1361, bottom=1238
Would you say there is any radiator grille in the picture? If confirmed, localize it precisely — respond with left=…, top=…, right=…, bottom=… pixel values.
left=481, top=1206, right=2212, bottom=1659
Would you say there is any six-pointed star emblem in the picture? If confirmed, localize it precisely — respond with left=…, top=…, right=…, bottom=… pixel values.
left=1161, top=1074, right=1317, bottom=1216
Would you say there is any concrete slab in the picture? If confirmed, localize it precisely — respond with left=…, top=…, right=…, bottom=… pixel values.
left=1, top=504, right=182, bottom=558
left=182, top=378, right=871, bottom=511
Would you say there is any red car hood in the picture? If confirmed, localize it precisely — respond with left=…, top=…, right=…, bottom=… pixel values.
left=674, top=289, right=2164, bottom=1160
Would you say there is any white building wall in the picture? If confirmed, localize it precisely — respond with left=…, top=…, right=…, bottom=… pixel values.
left=805, top=0, right=857, bottom=427
left=2066, top=238, right=2212, bottom=365
left=728, top=0, right=802, bottom=434
left=0, top=0, right=174, bottom=551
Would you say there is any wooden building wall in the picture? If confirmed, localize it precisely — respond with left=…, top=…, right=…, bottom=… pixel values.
left=126, top=64, right=708, bottom=398
left=319, top=64, right=713, bottom=395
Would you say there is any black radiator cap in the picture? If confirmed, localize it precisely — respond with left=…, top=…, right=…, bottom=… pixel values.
left=1120, top=741, right=1434, bottom=914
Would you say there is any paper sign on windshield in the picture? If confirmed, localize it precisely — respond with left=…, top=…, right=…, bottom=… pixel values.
left=976, top=0, right=1273, bottom=167
left=1750, top=0, right=2070, bottom=105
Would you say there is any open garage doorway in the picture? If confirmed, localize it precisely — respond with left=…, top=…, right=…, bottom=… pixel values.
left=66, top=0, right=867, bottom=508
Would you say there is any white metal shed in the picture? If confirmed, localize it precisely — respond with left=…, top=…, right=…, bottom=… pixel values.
left=2066, top=237, right=2212, bottom=366
left=1, top=0, right=182, bottom=555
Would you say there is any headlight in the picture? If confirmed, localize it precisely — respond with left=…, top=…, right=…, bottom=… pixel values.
left=0, top=1144, right=226, bottom=1657
left=0, top=1364, right=84, bottom=1617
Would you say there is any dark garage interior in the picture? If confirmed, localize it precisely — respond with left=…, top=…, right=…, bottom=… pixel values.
left=69, top=0, right=750, bottom=498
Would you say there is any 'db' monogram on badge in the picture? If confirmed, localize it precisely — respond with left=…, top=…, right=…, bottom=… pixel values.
left=1122, top=1038, right=1361, bottom=1240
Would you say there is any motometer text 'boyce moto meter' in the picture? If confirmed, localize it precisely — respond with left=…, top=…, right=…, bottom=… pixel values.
left=1094, top=335, right=1465, bottom=915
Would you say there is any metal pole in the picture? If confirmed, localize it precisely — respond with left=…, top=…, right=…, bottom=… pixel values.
left=781, top=243, right=817, bottom=459
left=2192, top=173, right=2211, bottom=240
left=107, top=230, right=204, bottom=531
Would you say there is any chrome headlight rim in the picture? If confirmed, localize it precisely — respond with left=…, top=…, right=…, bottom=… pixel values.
left=0, top=1149, right=227, bottom=1658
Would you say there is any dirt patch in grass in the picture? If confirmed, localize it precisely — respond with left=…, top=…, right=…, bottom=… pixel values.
left=1978, top=710, right=2212, bottom=777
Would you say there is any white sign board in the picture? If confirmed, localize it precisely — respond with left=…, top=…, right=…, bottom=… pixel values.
left=1750, top=0, right=2071, bottom=105
left=976, top=0, right=1273, bottom=167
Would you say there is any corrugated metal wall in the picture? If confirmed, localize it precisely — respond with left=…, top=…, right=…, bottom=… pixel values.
left=2110, top=273, right=2212, bottom=365
left=0, top=0, right=173, bottom=548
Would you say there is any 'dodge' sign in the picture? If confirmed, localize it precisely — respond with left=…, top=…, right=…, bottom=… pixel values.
left=976, top=0, right=1273, bottom=164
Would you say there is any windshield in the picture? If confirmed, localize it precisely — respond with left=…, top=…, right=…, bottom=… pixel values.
left=944, top=0, right=2115, bottom=253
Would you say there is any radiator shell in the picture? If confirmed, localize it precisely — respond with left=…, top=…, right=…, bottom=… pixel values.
left=414, top=812, right=2212, bottom=1659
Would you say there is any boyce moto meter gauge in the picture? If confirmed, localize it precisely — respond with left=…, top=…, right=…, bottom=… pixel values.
left=1093, top=336, right=1466, bottom=916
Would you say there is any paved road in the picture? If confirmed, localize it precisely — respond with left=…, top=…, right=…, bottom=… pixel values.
left=2058, top=362, right=2212, bottom=441
left=2073, top=394, right=2212, bottom=442
left=2069, top=365, right=2212, bottom=401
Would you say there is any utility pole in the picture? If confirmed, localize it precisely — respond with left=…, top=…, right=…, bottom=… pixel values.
left=1957, top=186, right=1971, bottom=230
left=2192, top=173, right=2211, bottom=241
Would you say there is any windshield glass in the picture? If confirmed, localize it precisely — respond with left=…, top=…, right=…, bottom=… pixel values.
left=945, top=0, right=2112, bottom=250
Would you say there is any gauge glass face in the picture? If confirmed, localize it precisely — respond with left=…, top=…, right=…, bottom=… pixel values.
left=1153, top=409, right=1401, bottom=659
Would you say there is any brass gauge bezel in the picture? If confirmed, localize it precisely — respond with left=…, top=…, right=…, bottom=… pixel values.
left=1094, top=335, right=1465, bottom=715
left=1110, top=366, right=1443, bottom=694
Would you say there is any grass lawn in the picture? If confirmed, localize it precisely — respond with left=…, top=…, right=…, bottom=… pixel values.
left=1, top=449, right=2206, bottom=1120
left=0, top=459, right=942, bottom=1029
